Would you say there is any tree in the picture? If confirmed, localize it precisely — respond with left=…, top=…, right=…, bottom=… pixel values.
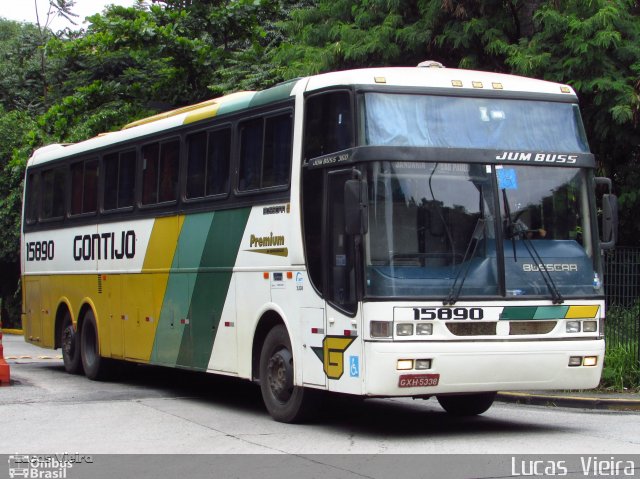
left=275, top=0, right=640, bottom=244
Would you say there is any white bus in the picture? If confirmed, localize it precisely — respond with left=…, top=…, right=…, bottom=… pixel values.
left=21, top=64, right=617, bottom=422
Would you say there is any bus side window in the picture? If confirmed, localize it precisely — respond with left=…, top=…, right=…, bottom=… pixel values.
left=239, top=112, right=292, bottom=192
left=207, top=128, right=231, bottom=196
left=239, top=118, right=263, bottom=191
left=25, top=172, right=41, bottom=224
left=41, top=166, right=66, bottom=220
left=142, top=139, right=179, bottom=205
left=263, top=113, right=292, bottom=188
left=104, top=150, right=135, bottom=211
left=186, top=131, right=207, bottom=198
left=304, top=91, right=353, bottom=160
left=159, top=140, right=179, bottom=203
left=70, top=159, right=98, bottom=215
left=186, top=127, right=231, bottom=199
left=142, top=143, right=160, bottom=205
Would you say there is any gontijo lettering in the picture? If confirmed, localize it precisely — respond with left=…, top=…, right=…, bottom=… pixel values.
left=73, top=230, right=136, bottom=261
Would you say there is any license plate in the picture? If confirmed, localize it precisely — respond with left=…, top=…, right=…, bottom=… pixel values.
left=398, top=373, right=440, bottom=388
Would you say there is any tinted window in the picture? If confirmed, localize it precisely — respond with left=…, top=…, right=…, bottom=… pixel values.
left=41, top=166, right=66, bottom=219
left=142, top=139, right=179, bottom=205
left=304, top=92, right=353, bottom=160
left=239, top=118, right=263, bottom=191
left=25, top=172, right=40, bottom=224
left=239, top=112, right=292, bottom=192
left=70, top=159, right=98, bottom=215
left=186, top=128, right=231, bottom=199
left=104, top=150, right=135, bottom=211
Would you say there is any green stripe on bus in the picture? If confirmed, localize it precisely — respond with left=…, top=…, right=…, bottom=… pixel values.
left=152, top=213, right=214, bottom=366
left=500, top=307, right=538, bottom=320
left=534, top=306, right=569, bottom=319
left=176, top=207, right=251, bottom=370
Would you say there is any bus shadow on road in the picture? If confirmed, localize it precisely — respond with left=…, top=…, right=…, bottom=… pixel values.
left=71, top=361, right=565, bottom=438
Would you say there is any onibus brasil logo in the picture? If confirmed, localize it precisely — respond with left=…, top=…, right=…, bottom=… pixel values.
left=8, top=454, right=93, bottom=478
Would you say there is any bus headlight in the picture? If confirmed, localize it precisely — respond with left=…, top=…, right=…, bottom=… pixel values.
left=566, top=321, right=581, bottom=333
left=396, top=323, right=414, bottom=336
left=370, top=321, right=392, bottom=338
left=583, top=321, right=597, bottom=333
left=416, top=323, right=433, bottom=335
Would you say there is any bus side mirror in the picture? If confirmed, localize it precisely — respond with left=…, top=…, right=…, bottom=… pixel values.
left=601, top=193, right=618, bottom=249
left=595, top=177, right=618, bottom=250
left=344, top=179, right=369, bottom=235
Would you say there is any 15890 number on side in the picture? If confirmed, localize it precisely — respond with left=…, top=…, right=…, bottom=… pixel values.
left=26, top=240, right=55, bottom=261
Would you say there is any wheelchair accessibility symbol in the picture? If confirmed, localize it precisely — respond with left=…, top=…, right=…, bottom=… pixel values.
left=349, top=356, right=359, bottom=378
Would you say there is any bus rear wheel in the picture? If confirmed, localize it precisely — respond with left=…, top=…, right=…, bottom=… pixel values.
left=259, top=325, right=318, bottom=423
left=436, top=392, right=496, bottom=416
left=80, top=310, right=112, bottom=381
left=61, top=311, right=83, bottom=375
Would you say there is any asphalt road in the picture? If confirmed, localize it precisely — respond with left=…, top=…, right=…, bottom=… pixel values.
left=2, top=334, right=639, bottom=455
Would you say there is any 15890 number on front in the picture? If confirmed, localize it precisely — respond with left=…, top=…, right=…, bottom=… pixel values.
left=413, top=307, right=484, bottom=320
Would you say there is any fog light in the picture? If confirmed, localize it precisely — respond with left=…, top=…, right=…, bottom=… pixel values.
left=583, top=356, right=598, bottom=367
left=566, top=321, right=581, bottom=333
left=397, top=359, right=413, bottom=370
left=415, top=359, right=432, bottom=370
left=583, top=321, right=597, bottom=333
left=396, top=323, right=414, bottom=336
left=568, top=356, right=582, bottom=367
left=416, top=323, right=433, bottom=335
left=371, top=321, right=392, bottom=338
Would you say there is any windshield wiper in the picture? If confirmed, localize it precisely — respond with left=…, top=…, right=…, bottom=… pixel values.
left=444, top=218, right=485, bottom=306
left=520, top=236, right=564, bottom=304
left=501, top=188, right=564, bottom=304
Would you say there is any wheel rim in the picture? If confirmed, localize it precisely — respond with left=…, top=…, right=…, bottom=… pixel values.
left=266, top=347, right=293, bottom=403
left=84, top=322, right=97, bottom=367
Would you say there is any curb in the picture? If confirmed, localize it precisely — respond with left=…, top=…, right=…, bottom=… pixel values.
left=497, top=391, right=640, bottom=412
left=1, top=329, right=23, bottom=335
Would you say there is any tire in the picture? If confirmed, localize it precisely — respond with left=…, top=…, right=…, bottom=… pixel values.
left=437, top=392, right=496, bottom=416
left=80, top=310, right=112, bottom=381
left=60, top=311, right=83, bottom=375
left=259, top=325, right=318, bottom=423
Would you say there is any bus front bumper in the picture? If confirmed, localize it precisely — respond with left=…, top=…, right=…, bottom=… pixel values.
left=363, top=339, right=604, bottom=397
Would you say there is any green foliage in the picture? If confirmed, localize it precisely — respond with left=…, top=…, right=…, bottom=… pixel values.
left=601, top=303, right=640, bottom=391
left=601, top=343, right=640, bottom=391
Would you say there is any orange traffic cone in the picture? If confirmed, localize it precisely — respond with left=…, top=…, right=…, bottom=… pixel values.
left=0, top=326, right=11, bottom=385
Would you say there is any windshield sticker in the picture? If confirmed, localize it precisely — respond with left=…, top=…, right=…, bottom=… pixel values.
left=497, top=168, right=518, bottom=190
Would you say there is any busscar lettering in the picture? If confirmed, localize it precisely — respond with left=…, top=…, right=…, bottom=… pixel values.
left=73, top=230, right=136, bottom=261
left=523, top=263, right=578, bottom=272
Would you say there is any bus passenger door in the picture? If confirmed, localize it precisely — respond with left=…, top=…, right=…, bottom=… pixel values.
left=323, top=170, right=364, bottom=395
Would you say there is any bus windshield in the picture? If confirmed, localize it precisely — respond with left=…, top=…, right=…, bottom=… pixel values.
left=361, top=93, right=590, bottom=152
left=364, top=161, right=602, bottom=300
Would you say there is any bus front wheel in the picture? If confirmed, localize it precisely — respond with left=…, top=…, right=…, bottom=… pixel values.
left=259, top=325, right=317, bottom=423
left=61, top=311, right=83, bottom=375
left=80, top=310, right=111, bottom=381
left=436, top=392, right=496, bottom=416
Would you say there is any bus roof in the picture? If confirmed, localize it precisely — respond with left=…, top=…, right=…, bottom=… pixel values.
left=27, top=65, right=577, bottom=167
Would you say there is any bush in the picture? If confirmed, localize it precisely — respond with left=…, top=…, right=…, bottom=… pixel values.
left=600, top=343, right=640, bottom=391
